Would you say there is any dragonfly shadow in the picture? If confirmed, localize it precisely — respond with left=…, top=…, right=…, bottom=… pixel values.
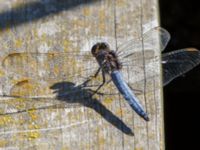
left=50, top=81, right=134, bottom=136
left=0, top=0, right=99, bottom=31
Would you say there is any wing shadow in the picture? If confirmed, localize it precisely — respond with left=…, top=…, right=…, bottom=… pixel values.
left=50, top=81, right=134, bottom=136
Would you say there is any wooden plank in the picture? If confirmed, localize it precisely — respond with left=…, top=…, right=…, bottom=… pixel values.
left=0, top=0, right=164, bottom=149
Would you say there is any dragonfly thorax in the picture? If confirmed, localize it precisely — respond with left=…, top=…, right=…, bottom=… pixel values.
left=91, top=42, right=122, bottom=74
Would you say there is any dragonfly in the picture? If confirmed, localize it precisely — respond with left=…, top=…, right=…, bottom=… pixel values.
left=90, top=42, right=150, bottom=121
left=1, top=27, right=200, bottom=121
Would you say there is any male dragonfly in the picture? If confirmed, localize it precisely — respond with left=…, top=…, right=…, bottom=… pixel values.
left=1, top=27, right=200, bottom=121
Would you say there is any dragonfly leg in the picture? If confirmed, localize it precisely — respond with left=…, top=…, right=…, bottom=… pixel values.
left=94, top=67, right=102, bottom=77
left=89, top=66, right=102, bottom=79
left=92, top=71, right=106, bottom=95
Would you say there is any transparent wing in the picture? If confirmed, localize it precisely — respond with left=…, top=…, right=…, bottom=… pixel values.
left=0, top=52, right=119, bottom=115
left=1, top=52, right=96, bottom=80
left=113, top=27, right=170, bottom=91
left=0, top=27, right=170, bottom=115
left=0, top=52, right=99, bottom=115
left=0, top=50, right=158, bottom=115
left=162, top=48, right=200, bottom=86
left=117, top=27, right=170, bottom=59
left=1, top=50, right=160, bottom=96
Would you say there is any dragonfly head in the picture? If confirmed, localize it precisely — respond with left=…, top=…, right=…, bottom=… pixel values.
left=91, top=42, right=110, bottom=57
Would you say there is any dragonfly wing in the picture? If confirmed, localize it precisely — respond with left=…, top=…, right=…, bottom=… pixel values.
left=0, top=52, right=111, bottom=115
left=1, top=52, right=97, bottom=78
left=162, top=48, right=200, bottom=86
left=117, top=27, right=170, bottom=59
left=119, top=53, right=160, bottom=94
left=1, top=52, right=101, bottom=97
left=1, top=51, right=162, bottom=96
left=114, top=27, right=170, bottom=92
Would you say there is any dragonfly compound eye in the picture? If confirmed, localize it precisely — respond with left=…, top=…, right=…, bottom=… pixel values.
left=91, top=43, right=100, bottom=56
left=99, top=42, right=110, bottom=50
left=91, top=42, right=110, bottom=56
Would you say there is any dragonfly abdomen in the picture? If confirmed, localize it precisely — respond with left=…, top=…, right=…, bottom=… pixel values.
left=111, top=71, right=149, bottom=121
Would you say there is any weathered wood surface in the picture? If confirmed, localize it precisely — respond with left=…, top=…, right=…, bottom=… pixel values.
left=0, top=0, right=164, bottom=150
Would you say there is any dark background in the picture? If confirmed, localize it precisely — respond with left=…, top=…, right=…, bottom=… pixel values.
left=159, top=0, right=200, bottom=149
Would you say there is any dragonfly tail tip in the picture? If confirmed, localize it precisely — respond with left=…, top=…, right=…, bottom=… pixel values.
left=143, top=115, right=150, bottom=121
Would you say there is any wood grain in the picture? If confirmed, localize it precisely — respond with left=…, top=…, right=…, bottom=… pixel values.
left=0, top=0, right=164, bottom=149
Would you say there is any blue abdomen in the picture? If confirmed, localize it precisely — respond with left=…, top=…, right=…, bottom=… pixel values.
left=111, top=70, right=149, bottom=121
